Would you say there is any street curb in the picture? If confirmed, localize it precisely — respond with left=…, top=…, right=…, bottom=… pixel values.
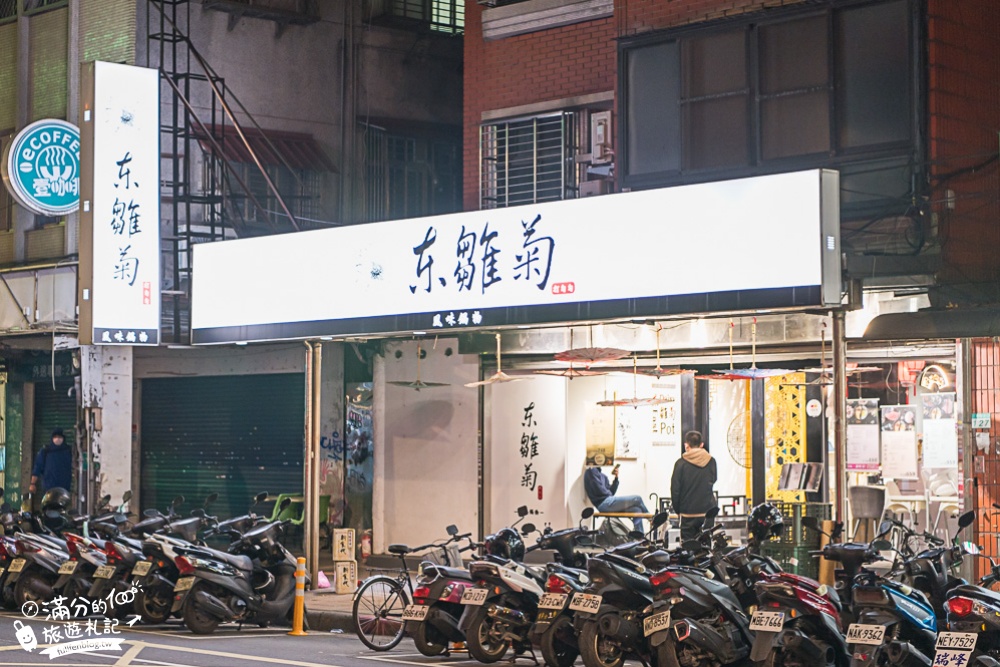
left=306, top=608, right=355, bottom=633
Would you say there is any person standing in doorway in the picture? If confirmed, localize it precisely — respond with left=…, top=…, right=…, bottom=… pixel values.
left=29, top=428, right=72, bottom=496
left=584, top=461, right=649, bottom=532
left=670, top=430, right=717, bottom=541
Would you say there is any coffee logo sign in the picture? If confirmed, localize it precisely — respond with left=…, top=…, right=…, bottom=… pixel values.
left=1, top=119, right=81, bottom=216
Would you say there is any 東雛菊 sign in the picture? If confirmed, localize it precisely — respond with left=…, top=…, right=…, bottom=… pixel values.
left=1, top=119, right=81, bottom=216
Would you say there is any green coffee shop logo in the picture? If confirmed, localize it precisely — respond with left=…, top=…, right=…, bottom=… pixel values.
left=1, top=119, right=80, bottom=216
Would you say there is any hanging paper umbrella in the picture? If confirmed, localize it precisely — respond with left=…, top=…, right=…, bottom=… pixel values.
left=538, top=331, right=609, bottom=379
left=554, top=347, right=630, bottom=367
left=465, top=334, right=532, bottom=388
left=709, top=318, right=792, bottom=380
left=387, top=343, right=450, bottom=391
left=596, top=357, right=669, bottom=407
left=635, top=325, right=696, bottom=378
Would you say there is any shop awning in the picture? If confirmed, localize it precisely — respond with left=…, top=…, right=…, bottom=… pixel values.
left=863, top=307, right=1000, bottom=341
left=197, top=126, right=337, bottom=172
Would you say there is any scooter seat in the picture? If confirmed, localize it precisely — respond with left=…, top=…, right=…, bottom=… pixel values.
left=425, top=565, right=473, bottom=580
left=191, top=546, right=254, bottom=572
left=388, top=544, right=410, bottom=555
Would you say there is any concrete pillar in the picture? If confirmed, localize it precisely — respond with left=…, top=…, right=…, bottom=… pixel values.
left=80, top=345, right=133, bottom=508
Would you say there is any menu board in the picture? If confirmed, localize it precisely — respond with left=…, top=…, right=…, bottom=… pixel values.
left=922, top=392, right=957, bottom=469
left=847, top=398, right=880, bottom=470
left=880, top=405, right=919, bottom=479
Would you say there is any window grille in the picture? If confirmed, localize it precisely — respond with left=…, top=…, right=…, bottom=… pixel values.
left=480, top=112, right=579, bottom=209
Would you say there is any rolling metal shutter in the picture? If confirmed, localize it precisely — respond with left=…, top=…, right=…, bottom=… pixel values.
left=140, top=374, right=305, bottom=520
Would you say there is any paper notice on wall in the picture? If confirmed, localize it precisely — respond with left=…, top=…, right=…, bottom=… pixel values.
left=615, top=406, right=648, bottom=460
left=847, top=398, right=880, bottom=470
left=922, top=392, right=957, bottom=469
left=880, top=430, right=919, bottom=480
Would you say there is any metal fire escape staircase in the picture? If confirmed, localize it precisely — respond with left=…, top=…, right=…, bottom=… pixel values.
left=144, top=0, right=311, bottom=344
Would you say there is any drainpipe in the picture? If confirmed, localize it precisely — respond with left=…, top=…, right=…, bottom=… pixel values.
left=958, top=338, right=974, bottom=582
left=832, top=311, right=848, bottom=523
left=303, top=342, right=314, bottom=586
left=310, top=343, right=322, bottom=586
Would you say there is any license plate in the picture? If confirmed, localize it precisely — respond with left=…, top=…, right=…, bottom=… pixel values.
left=936, top=633, right=977, bottom=651
left=538, top=593, right=569, bottom=610
left=846, top=623, right=886, bottom=645
left=132, top=561, right=153, bottom=577
left=461, top=588, right=489, bottom=606
left=749, top=610, right=785, bottom=632
left=58, top=561, right=78, bottom=575
left=94, top=565, right=117, bottom=579
left=569, top=593, right=602, bottom=614
left=402, top=605, right=430, bottom=621
left=643, top=610, right=671, bottom=637
left=174, top=577, right=195, bottom=592
left=8, top=559, right=25, bottom=574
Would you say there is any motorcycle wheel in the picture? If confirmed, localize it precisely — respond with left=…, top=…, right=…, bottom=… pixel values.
left=135, top=586, right=173, bottom=625
left=183, top=588, right=221, bottom=635
left=541, top=616, right=579, bottom=667
left=413, top=620, right=449, bottom=657
left=14, top=571, right=53, bottom=608
left=578, top=618, right=625, bottom=667
left=466, top=607, right=510, bottom=663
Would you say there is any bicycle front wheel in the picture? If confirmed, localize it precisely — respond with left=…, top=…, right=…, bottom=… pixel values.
left=353, top=575, right=410, bottom=651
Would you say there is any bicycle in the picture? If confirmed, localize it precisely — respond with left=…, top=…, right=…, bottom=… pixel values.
left=352, top=526, right=478, bottom=651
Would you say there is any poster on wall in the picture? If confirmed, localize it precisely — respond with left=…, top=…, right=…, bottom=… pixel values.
left=922, top=392, right=958, bottom=469
left=615, top=406, right=648, bottom=460
left=846, top=398, right=880, bottom=470
left=585, top=405, right=615, bottom=466
left=490, top=377, right=567, bottom=529
left=880, top=405, right=918, bottom=479
left=650, top=379, right=682, bottom=447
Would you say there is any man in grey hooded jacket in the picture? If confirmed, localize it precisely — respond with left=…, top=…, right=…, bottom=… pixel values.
left=670, top=430, right=718, bottom=541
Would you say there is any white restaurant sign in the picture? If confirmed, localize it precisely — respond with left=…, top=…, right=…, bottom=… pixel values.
left=79, top=61, right=161, bottom=346
left=192, top=169, right=840, bottom=343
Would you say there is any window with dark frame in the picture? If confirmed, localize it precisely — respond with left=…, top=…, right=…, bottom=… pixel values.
left=622, top=0, right=912, bottom=189
left=480, top=112, right=579, bottom=209
left=230, top=163, right=322, bottom=227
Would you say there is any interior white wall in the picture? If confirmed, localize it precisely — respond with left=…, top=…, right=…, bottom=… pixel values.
left=708, top=380, right=749, bottom=501
left=374, top=339, right=479, bottom=552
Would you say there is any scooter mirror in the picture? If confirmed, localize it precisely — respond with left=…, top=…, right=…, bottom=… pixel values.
left=254, top=492, right=268, bottom=505
left=204, top=493, right=219, bottom=507
left=705, top=506, right=721, bottom=522
left=581, top=507, right=595, bottom=520
left=100, top=494, right=112, bottom=507
left=651, top=511, right=670, bottom=530
left=121, top=490, right=133, bottom=504
left=521, top=523, right=536, bottom=535
left=278, top=497, right=293, bottom=512
left=446, top=525, right=459, bottom=536
left=877, top=520, right=893, bottom=538
left=958, top=510, right=975, bottom=531
left=517, top=506, right=529, bottom=518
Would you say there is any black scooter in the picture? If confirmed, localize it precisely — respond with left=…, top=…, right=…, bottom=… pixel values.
left=172, top=497, right=307, bottom=634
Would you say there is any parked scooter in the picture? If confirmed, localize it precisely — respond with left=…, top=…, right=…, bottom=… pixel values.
left=404, top=525, right=481, bottom=656
left=750, top=514, right=849, bottom=667
left=941, top=541, right=1000, bottom=667
left=572, top=511, right=671, bottom=667
left=172, top=496, right=306, bottom=634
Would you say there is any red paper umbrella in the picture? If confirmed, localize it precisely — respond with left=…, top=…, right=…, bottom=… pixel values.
left=535, top=367, right=608, bottom=379
left=695, top=373, right=751, bottom=382
left=596, top=395, right=670, bottom=407
left=636, top=367, right=697, bottom=378
left=553, top=347, right=630, bottom=367
left=712, top=367, right=794, bottom=379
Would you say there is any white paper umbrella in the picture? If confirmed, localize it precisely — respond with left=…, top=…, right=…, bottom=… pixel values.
left=387, top=343, right=450, bottom=391
left=465, top=334, right=532, bottom=388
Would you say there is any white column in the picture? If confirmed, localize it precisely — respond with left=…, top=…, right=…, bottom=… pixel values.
left=81, top=344, right=133, bottom=505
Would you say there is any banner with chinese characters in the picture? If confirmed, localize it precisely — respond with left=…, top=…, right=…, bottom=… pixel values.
left=192, top=169, right=840, bottom=343
left=79, top=61, right=160, bottom=345
left=922, top=392, right=958, bottom=469
left=489, top=376, right=566, bottom=532
left=846, top=398, right=880, bottom=470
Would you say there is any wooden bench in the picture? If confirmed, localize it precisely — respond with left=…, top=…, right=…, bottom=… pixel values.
left=592, top=512, right=655, bottom=529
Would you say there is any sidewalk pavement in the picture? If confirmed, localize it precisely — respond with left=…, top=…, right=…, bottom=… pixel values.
left=305, top=587, right=357, bottom=632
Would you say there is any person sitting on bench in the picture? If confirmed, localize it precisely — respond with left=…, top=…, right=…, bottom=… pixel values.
left=584, top=461, right=649, bottom=532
